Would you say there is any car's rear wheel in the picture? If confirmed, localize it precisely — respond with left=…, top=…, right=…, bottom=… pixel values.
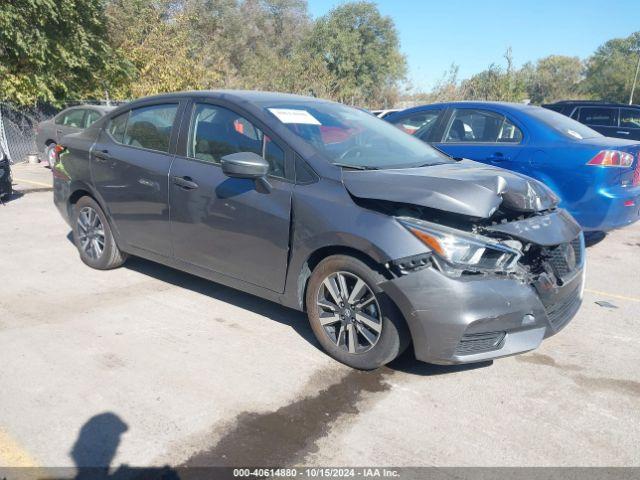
left=306, top=255, right=409, bottom=370
left=72, top=196, right=127, bottom=270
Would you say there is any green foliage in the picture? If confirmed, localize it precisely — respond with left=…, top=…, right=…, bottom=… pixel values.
left=0, top=0, right=130, bottom=106
left=583, top=32, right=640, bottom=103
left=462, top=49, right=527, bottom=102
left=522, top=55, right=584, bottom=104
left=3, top=0, right=638, bottom=109
left=105, top=0, right=215, bottom=98
left=305, top=1, right=406, bottom=106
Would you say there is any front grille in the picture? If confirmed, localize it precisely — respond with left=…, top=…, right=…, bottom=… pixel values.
left=544, top=285, right=582, bottom=331
left=454, top=331, right=506, bottom=356
left=545, top=237, right=582, bottom=282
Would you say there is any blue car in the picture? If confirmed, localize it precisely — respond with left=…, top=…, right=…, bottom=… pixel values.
left=385, top=102, right=640, bottom=232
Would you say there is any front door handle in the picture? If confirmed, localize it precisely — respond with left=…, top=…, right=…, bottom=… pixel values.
left=173, top=176, right=199, bottom=190
left=616, top=130, right=630, bottom=135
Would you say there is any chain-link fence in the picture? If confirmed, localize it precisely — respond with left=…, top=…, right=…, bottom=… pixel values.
left=0, top=100, right=128, bottom=165
left=0, top=103, right=42, bottom=164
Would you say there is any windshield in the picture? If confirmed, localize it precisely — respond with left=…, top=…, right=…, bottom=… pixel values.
left=527, top=106, right=603, bottom=140
left=259, top=101, right=451, bottom=169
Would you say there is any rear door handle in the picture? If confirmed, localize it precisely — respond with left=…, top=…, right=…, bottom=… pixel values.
left=173, top=176, right=199, bottom=190
left=616, top=131, right=630, bottom=135
left=487, top=152, right=510, bottom=162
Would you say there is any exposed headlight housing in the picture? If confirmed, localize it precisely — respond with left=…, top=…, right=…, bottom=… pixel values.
left=398, top=217, right=522, bottom=276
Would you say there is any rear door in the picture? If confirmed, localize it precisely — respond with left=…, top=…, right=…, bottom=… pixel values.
left=576, top=106, right=620, bottom=138
left=433, top=108, right=525, bottom=171
left=91, top=101, right=184, bottom=257
left=169, top=99, right=293, bottom=293
left=618, top=107, right=640, bottom=141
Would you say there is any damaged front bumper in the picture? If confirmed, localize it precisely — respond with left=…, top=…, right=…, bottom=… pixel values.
left=380, top=233, right=585, bottom=365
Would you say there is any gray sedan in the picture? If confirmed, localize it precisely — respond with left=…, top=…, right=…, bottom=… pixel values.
left=52, top=91, right=584, bottom=370
left=35, top=105, right=114, bottom=166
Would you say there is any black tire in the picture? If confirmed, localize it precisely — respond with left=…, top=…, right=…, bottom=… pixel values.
left=306, top=255, right=410, bottom=370
left=72, top=196, right=127, bottom=270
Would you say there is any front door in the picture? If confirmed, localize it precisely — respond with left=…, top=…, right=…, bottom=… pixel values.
left=433, top=108, right=525, bottom=173
left=92, top=102, right=181, bottom=257
left=169, top=102, right=292, bottom=293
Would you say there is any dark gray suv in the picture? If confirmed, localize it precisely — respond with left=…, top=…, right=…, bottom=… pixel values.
left=53, top=91, right=585, bottom=369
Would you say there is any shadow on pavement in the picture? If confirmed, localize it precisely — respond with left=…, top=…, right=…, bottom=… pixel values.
left=124, top=256, right=319, bottom=350
left=64, top=234, right=486, bottom=374
left=0, top=190, right=24, bottom=204
left=70, top=413, right=179, bottom=480
left=585, top=231, right=607, bottom=247
left=387, top=346, right=493, bottom=376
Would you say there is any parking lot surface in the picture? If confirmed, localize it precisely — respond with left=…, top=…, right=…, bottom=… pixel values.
left=1, top=164, right=639, bottom=469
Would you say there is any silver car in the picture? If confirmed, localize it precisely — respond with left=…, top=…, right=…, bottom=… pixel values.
left=35, top=105, right=114, bottom=167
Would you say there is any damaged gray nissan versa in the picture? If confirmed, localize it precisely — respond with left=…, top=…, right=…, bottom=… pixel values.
left=53, top=91, right=585, bottom=370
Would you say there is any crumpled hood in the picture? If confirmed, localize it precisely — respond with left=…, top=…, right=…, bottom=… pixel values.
left=342, top=160, right=559, bottom=218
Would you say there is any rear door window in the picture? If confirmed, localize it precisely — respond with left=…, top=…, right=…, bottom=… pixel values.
left=84, top=110, right=101, bottom=128
left=620, top=108, right=640, bottom=129
left=444, top=109, right=521, bottom=143
left=123, top=104, right=178, bottom=153
left=58, top=109, right=86, bottom=128
left=578, top=107, right=618, bottom=127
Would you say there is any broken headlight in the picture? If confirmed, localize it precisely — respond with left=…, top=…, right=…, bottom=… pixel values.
left=398, top=217, right=522, bottom=276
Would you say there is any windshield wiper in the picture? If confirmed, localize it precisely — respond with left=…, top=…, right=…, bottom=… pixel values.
left=332, top=163, right=379, bottom=170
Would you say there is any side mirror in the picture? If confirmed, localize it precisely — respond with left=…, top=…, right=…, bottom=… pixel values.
left=220, top=151, right=272, bottom=193
left=221, top=152, right=269, bottom=179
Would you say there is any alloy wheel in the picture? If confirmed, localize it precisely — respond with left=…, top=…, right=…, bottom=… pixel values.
left=77, top=206, right=105, bottom=260
left=316, top=271, right=382, bottom=354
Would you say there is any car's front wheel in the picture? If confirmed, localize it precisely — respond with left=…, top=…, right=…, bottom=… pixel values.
left=72, top=196, right=127, bottom=270
left=306, top=255, right=409, bottom=370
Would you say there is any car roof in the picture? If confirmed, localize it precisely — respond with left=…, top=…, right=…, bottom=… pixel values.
left=543, top=100, right=640, bottom=108
left=123, top=90, right=330, bottom=107
left=388, top=101, right=542, bottom=117
left=61, top=104, right=115, bottom=113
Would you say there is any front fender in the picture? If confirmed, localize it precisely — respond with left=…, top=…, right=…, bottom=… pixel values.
left=280, top=178, right=427, bottom=310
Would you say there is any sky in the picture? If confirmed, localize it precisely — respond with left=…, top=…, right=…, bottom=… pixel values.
left=306, top=0, right=640, bottom=92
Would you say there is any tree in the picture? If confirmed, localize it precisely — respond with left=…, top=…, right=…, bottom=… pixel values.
left=523, top=55, right=584, bottom=104
left=583, top=31, right=640, bottom=103
left=462, top=48, right=526, bottom=102
left=0, top=0, right=129, bottom=106
left=105, top=0, right=217, bottom=99
left=305, top=1, right=406, bottom=106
